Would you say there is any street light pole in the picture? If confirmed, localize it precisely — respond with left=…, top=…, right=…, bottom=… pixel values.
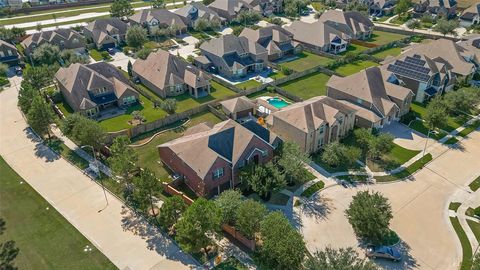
left=81, top=145, right=109, bottom=207
left=423, top=129, right=431, bottom=157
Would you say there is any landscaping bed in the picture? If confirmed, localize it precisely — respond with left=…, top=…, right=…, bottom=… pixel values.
left=449, top=202, right=462, bottom=212
left=333, top=60, right=379, bottom=76
left=450, top=217, right=472, bottom=270
left=301, top=181, right=325, bottom=198
left=469, top=176, right=480, bottom=192
left=279, top=52, right=335, bottom=72
left=375, top=153, right=432, bottom=182
left=278, top=71, right=330, bottom=100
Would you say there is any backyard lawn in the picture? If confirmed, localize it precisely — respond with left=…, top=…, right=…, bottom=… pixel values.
left=278, top=72, right=330, bottom=100
left=235, top=79, right=262, bottom=90
left=133, top=111, right=223, bottom=180
left=56, top=100, right=74, bottom=117
left=372, top=47, right=402, bottom=60
left=279, top=52, right=335, bottom=72
left=174, top=81, right=237, bottom=112
left=88, top=49, right=111, bottom=61
left=0, top=157, right=115, bottom=270
left=340, top=43, right=370, bottom=54
left=333, top=60, right=379, bottom=76
left=367, top=31, right=408, bottom=46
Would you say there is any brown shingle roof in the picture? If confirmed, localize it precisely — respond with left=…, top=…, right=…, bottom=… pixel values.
left=220, top=96, right=255, bottom=114
left=284, top=20, right=348, bottom=48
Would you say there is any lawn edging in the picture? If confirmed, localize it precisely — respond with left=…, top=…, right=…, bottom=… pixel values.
left=375, top=153, right=433, bottom=183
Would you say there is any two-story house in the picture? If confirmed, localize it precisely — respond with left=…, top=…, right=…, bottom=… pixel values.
left=128, top=9, right=187, bottom=35
left=207, top=0, right=252, bottom=22
left=284, top=20, right=349, bottom=54
left=174, top=2, right=225, bottom=28
left=266, top=96, right=356, bottom=154
left=54, top=62, right=139, bottom=118
left=243, top=0, right=283, bottom=16
left=132, top=50, right=211, bottom=98
left=414, top=0, right=457, bottom=19
left=196, top=34, right=268, bottom=79
left=327, top=66, right=413, bottom=129
left=158, top=119, right=278, bottom=197
left=21, top=29, right=85, bottom=56
left=318, top=10, right=374, bottom=40
left=84, top=18, right=129, bottom=50
left=361, top=0, right=397, bottom=16
left=239, top=25, right=302, bottom=61
left=0, top=40, right=20, bottom=65
left=460, top=3, right=480, bottom=27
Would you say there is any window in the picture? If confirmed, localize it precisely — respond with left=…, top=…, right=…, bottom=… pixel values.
left=238, top=160, right=245, bottom=168
left=0, top=52, right=4, bottom=58
left=319, top=126, right=324, bottom=134
left=213, top=168, right=224, bottom=179
left=356, top=98, right=363, bottom=104
left=123, top=96, right=136, bottom=105
left=7, top=50, right=12, bottom=56
left=261, top=149, right=268, bottom=157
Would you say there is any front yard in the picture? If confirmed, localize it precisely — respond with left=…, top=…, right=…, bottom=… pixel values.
left=278, top=72, right=330, bottom=100
left=133, top=111, right=223, bottom=180
left=367, top=143, right=421, bottom=172
left=279, top=52, right=335, bottom=72
left=410, top=102, right=471, bottom=133
left=333, top=60, right=379, bottom=76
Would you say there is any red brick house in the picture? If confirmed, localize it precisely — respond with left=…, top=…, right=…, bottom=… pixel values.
left=158, top=120, right=278, bottom=197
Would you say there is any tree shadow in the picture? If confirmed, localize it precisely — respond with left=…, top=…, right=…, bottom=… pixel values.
left=299, top=193, right=333, bottom=222
left=33, top=140, right=60, bottom=163
left=119, top=206, right=198, bottom=267
left=360, top=240, right=419, bottom=270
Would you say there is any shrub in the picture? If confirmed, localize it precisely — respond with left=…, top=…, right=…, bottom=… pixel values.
left=400, top=111, right=416, bottom=125
left=281, top=66, right=292, bottom=75
left=136, top=47, right=152, bottom=60
left=475, top=207, right=480, bottom=217
left=101, top=51, right=110, bottom=59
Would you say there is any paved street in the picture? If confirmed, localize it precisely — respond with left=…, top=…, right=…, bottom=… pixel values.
left=296, top=130, right=480, bottom=270
left=0, top=77, right=198, bottom=270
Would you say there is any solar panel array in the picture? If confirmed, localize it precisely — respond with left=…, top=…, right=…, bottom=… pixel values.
left=386, top=54, right=431, bottom=82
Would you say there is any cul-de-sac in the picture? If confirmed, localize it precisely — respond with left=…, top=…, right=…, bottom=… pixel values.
left=0, top=0, right=479, bottom=269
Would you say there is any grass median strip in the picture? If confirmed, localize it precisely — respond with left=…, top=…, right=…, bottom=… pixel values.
left=467, top=220, right=480, bottom=242
left=301, top=181, right=325, bottom=198
left=449, top=202, right=461, bottom=212
left=469, top=176, right=480, bottom=192
left=458, top=120, right=480, bottom=138
left=450, top=217, right=472, bottom=270
left=375, top=154, right=432, bottom=182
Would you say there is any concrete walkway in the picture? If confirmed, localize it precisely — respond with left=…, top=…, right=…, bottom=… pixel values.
left=0, top=76, right=199, bottom=270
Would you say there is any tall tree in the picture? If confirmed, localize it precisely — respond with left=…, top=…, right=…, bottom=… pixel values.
left=17, top=81, right=40, bottom=114
left=108, top=136, right=138, bottom=185
left=151, top=0, right=165, bottom=8
left=367, top=133, right=394, bottom=161
left=235, top=199, right=268, bottom=239
left=394, top=0, right=411, bottom=15
left=0, top=240, right=19, bottom=270
left=32, top=43, right=60, bottom=65
left=214, top=189, right=243, bottom=225
left=236, top=10, right=262, bottom=26
left=157, top=196, right=187, bottom=231
left=126, top=25, right=148, bottom=49
left=277, top=141, right=311, bottom=184
left=444, top=88, right=480, bottom=115
left=22, top=65, right=58, bottom=90
left=127, top=60, right=133, bottom=77
left=305, top=246, right=379, bottom=270
left=259, top=211, right=306, bottom=270
left=175, top=198, right=222, bottom=254
left=110, top=0, right=134, bottom=18
left=132, top=169, right=160, bottom=214
left=345, top=190, right=393, bottom=244
left=433, top=19, right=458, bottom=37
left=243, top=162, right=286, bottom=199
left=406, top=19, right=421, bottom=32
left=161, top=98, right=177, bottom=114
left=70, top=116, right=106, bottom=151
left=424, top=96, right=448, bottom=131
left=0, top=27, right=26, bottom=42
left=26, top=95, right=55, bottom=140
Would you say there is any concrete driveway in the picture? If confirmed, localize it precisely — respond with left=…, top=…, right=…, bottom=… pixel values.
left=109, top=51, right=136, bottom=71
left=381, top=122, right=437, bottom=151
left=296, top=130, right=480, bottom=270
left=0, top=78, right=198, bottom=270
left=169, top=34, right=199, bottom=59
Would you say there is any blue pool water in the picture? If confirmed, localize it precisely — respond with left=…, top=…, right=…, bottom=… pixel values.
left=267, top=97, right=289, bottom=109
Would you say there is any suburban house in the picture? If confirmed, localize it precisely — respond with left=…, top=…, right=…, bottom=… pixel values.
left=197, top=34, right=268, bottom=79
left=21, top=29, right=85, bottom=56
left=220, top=96, right=256, bottom=120
left=128, top=9, right=187, bottom=35
left=207, top=0, right=252, bottom=22
left=266, top=96, right=356, bottom=154
left=327, top=66, right=413, bottom=129
left=318, top=10, right=374, bottom=40
left=0, top=40, right=20, bottom=65
left=243, top=0, right=283, bottom=16
left=361, top=0, right=397, bottom=16
left=158, top=119, right=277, bottom=197
left=54, top=62, right=139, bottom=118
left=284, top=20, right=349, bottom=54
left=84, top=18, right=129, bottom=49
left=239, top=25, right=302, bottom=61
left=174, top=2, right=225, bottom=28
left=132, top=49, right=211, bottom=99
left=460, top=3, right=480, bottom=27
left=458, top=36, right=480, bottom=71
left=414, top=0, right=457, bottom=19
left=382, top=39, right=476, bottom=102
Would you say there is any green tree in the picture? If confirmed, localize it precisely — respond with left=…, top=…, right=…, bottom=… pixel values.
left=236, top=10, right=262, bottom=26
left=151, top=0, right=165, bottom=8
left=126, top=25, right=148, bottom=49
left=26, top=95, right=55, bottom=140
left=395, top=0, right=411, bottom=15
left=444, top=88, right=480, bottom=115
left=136, top=47, right=152, bottom=60
left=353, top=128, right=374, bottom=155
left=17, top=81, right=40, bottom=114
left=367, top=133, right=394, bottom=161
left=59, top=113, right=84, bottom=137
left=305, top=246, right=379, bottom=270
left=194, top=18, right=210, bottom=31
left=214, top=189, right=243, bottom=225
left=406, top=19, right=421, bottom=32
left=132, top=169, right=160, bottom=214
left=70, top=116, right=106, bottom=151
left=32, top=43, right=60, bottom=65
left=235, top=199, right=268, bottom=239
left=0, top=240, right=19, bottom=270
left=108, top=136, right=138, bottom=185
left=242, top=162, right=286, bottom=199
left=203, top=0, right=215, bottom=5
left=110, top=0, right=134, bottom=18
left=259, top=211, right=306, bottom=270
left=161, top=98, right=177, bottom=114
left=22, top=65, right=58, bottom=90
left=176, top=198, right=222, bottom=254
left=433, top=19, right=458, bottom=36
left=277, top=141, right=311, bottom=185
left=321, top=142, right=360, bottom=168
left=0, top=63, right=7, bottom=77
left=345, top=190, right=393, bottom=243
left=424, top=96, right=448, bottom=131
left=60, top=49, right=89, bottom=66
left=157, top=196, right=187, bottom=231
left=127, top=60, right=133, bottom=77
left=0, top=27, right=26, bottom=42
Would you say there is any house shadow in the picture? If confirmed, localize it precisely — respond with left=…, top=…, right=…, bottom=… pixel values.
left=119, top=206, right=198, bottom=267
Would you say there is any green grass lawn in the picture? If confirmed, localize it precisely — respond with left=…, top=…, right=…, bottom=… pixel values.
left=368, top=143, right=420, bottom=172
left=98, top=95, right=167, bottom=132
left=340, top=43, right=370, bottom=54
left=409, top=120, right=448, bottom=140
left=268, top=71, right=287, bottom=80
left=279, top=52, right=335, bottom=72
left=133, top=111, right=223, bottom=180
left=372, top=47, right=402, bottom=60
left=55, top=100, right=74, bottom=117
left=367, top=31, right=408, bottom=46
left=375, top=153, right=432, bottom=182
left=469, top=176, right=480, bottom=192
left=450, top=217, right=473, bottom=270
left=0, top=157, right=115, bottom=270
left=213, top=257, right=248, bottom=270
left=410, top=102, right=471, bottom=133
left=312, top=153, right=364, bottom=173
left=337, top=174, right=369, bottom=183
left=467, top=220, right=480, bottom=242
left=449, top=202, right=462, bottom=212
left=235, top=79, right=262, bottom=90
left=301, top=181, right=325, bottom=198
left=458, top=120, right=480, bottom=138
left=47, top=139, right=89, bottom=169
left=333, top=60, right=379, bottom=76
left=174, top=81, right=237, bottom=112
left=88, top=49, right=110, bottom=61
left=444, top=137, right=459, bottom=145
left=278, top=72, right=330, bottom=100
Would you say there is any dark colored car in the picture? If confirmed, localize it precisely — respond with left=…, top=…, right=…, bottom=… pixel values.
left=365, top=245, right=402, bottom=261
left=107, top=48, right=115, bottom=55
left=14, top=66, right=22, bottom=75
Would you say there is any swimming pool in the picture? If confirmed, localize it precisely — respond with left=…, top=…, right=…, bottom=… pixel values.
left=267, top=97, right=289, bottom=109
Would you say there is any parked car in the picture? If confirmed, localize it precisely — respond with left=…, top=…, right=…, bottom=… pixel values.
left=366, top=245, right=402, bottom=261
left=107, top=48, right=115, bottom=55
left=14, top=66, right=22, bottom=76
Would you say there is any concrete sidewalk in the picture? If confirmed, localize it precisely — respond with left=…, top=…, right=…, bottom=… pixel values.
left=0, top=77, right=199, bottom=270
